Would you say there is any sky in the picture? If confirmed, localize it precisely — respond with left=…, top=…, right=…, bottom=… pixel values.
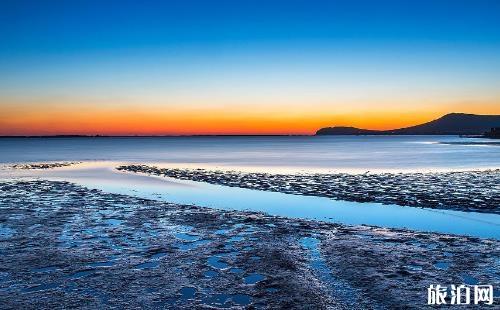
left=1, top=0, right=499, bottom=135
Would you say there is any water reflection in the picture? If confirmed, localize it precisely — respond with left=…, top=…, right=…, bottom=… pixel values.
left=5, top=163, right=500, bottom=239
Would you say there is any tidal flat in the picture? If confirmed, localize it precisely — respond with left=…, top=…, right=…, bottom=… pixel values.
left=0, top=180, right=498, bottom=309
left=118, top=165, right=500, bottom=214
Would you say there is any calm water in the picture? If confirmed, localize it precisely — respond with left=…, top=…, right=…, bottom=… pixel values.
left=0, top=136, right=499, bottom=172
left=1, top=137, right=499, bottom=238
left=3, top=163, right=499, bottom=239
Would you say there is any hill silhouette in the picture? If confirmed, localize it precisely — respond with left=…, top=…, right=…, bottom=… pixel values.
left=316, top=113, right=500, bottom=135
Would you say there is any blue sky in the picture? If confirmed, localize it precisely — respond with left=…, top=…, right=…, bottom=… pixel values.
left=2, top=0, right=500, bottom=53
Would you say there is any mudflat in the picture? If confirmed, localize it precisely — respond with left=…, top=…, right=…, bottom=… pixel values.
left=1, top=180, right=498, bottom=309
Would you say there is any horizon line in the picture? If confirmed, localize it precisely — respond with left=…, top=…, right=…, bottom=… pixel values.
left=1, top=112, right=498, bottom=137
left=0, top=134, right=312, bottom=138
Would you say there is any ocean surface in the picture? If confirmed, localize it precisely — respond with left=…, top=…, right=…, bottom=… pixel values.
left=1, top=136, right=499, bottom=238
left=0, top=136, right=499, bottom=172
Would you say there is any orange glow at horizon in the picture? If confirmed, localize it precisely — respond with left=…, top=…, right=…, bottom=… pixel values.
left=1, top=100, right=499, bottom=136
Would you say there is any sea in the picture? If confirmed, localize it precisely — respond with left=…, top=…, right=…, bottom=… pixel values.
left=1, top=135, right=499, bottom=239
left=0, top=135, right=499, bottom=172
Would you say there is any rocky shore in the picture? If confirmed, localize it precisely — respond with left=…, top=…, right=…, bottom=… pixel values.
left=11, top=162, right=81, bottom=170
left=0, top=180, right=498, bottom=308
left=117, top=165, right=500, bottom=214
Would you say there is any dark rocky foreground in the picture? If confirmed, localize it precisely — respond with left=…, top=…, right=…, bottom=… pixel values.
left=0, top=180, right=499, bottom=309
left=117, top=165, right=500, bottom=214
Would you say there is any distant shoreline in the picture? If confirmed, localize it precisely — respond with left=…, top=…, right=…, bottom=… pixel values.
left=316, top=113, right=500, bottom=136
left=2, top=113, right=498, bottom=138
left=0, top=134, right=310, bottom=138
left=0, top=133, right=481, bottom=138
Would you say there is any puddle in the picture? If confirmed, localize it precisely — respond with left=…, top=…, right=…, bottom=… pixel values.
left=83, top=228, right=97, bottom=236
left=461, top=275, right=479, bottom=285
left=204, top=270, right=218, bottom=278
left=180, top=287, right=197, bottom=300
left=244, top=273, right=265, bottom=284
left=230, top=268, right=244, bottom=274
left=135, top=261, right=159, bottom=269
left=407, top=264, right=423, bottom=271
left=105, top=219, right=123, bottom=226
left=0, top=225, right=15, bottom=239
left=175, top=239, right=211, bottom=251
left=99, top=209, right=114, bottom=216
left=434, top=262, right=450, bottom=270
left=88, top=261, right=114, bottom=268
left=207, top=256, right=228, bottom=269
left=494, top=288, right=500, bottom=298
left=215, top=228, right=230, bottom=235
left=232, top=294, right=252, bottom=306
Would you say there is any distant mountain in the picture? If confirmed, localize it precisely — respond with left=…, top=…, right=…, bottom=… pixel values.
left=316, top=113, right=500, bottom=135
left=315, top=126, right=381, bottom=135
left=389, top=113, right=500, bottom=135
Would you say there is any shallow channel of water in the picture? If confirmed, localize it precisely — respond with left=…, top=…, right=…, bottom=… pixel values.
left=2, top=162, right=499, bottom=239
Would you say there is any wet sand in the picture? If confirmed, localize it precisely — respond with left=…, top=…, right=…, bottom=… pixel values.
left=118, top=165, right=500, bottom=214
left=1, top=180, right=498, bottom=309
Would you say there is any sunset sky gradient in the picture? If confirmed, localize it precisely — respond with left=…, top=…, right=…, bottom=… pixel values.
left=1, top=0, right=499, bottom=135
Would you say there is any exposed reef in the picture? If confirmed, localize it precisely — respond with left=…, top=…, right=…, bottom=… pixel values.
left=0, top=180, right=498, bottom=308
left=117, top=165, right=500, bottom=214
left=10, top=162, right=81, bottom=170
